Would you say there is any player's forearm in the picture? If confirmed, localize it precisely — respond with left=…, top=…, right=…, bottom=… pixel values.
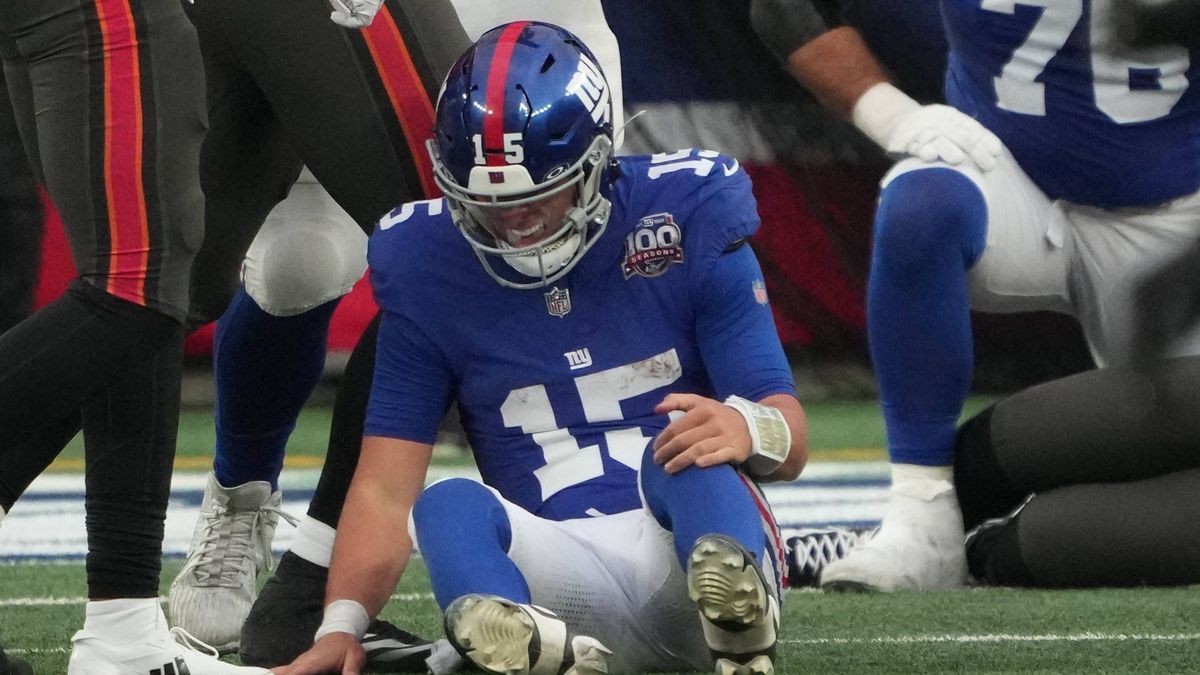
left=749, top=0, right=887, bottom=118
left=322, top=437, right=432, bottom=629
left=784, top=27, right=890, bottom=119
left=324, top=477, right=412, bottom=618
left=756, top=392, right=808, bottom=483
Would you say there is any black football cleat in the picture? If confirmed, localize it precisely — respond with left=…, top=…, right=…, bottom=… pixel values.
left=240, top=551, right=439, bottom=672
left=239, top=551, right=327, bottom=667
left=785, top=526, right=877, bottom=588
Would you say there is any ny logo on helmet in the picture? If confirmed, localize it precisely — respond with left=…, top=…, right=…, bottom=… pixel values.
left=568, top=53, right=610, bottom=125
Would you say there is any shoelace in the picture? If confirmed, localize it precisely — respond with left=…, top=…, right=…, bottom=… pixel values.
left=190, top=501, right=299, bottom=585
left=789, top=528, right=879, bottom=579
left=168, top=626, right=221, bottom=658
left=258, top=504, right=300, bottom=573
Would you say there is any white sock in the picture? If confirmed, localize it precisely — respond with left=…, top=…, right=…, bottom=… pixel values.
left=0, top=504, right=6, bottom=528
left=890, top=463, right=954, bottom=501
left=290, top=515, right=335, bottom=568
left=83, top=598, right=164, bottom=643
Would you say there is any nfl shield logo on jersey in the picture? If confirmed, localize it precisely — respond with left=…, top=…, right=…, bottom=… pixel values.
left=752, top=279, right=769, bottom=305
left=545, top=287, right=571, bottom=317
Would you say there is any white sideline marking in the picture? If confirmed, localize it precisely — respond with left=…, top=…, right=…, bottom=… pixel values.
left=0, top=592, right=433, bottom=608
left=782, top=632, right=1200, bottom=645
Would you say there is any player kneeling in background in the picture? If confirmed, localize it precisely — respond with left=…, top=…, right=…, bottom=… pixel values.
left=272, top=21, right=807, bottom=675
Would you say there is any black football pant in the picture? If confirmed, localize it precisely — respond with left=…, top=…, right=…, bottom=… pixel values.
left=956, top=357, right=1200, bottom=587
left=0, top=0, right=204, bottom=598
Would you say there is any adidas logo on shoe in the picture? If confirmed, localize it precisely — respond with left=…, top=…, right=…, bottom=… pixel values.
left=150, top=656, right=191, bottom=675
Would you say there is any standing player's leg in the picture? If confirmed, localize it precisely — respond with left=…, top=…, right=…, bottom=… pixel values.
left=163, top=22, right=310, bottom=647
left=171, top=0, right=466, bottom=647
left=820, top=151, right=1068, bottom=592
left=239, top=315, right=444, bottom=670
left=0, top=1, right=266, bottom=672
left=956, top=358, right=1200, bottom=587
left=0, top=64, right=42, bottom=336
left=818, top=166, right=987, bottom=592
left=0, top=67, right=67, bottom=508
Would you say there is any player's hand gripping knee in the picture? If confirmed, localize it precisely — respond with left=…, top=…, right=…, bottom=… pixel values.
left=271, top=632, right=365, bottom=675
left=853, top=82, right=1004, bottom=171
left=327, top=0, right=382, bottom=28
left=652, top=394, right=754, bottom=473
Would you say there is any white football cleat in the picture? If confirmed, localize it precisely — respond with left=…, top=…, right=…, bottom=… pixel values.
left=168, top=472, right=296, bottom=652
left=819, top=487, right=968, bottom=592
left=687, top=534, right=779, bottom=675
left=67, top=603, right=269, bottom=674
left=443, top=594, right=611, bottom=675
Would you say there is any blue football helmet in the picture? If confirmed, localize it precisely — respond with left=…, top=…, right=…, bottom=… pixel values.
left=427, top=21, right=615, bottom=289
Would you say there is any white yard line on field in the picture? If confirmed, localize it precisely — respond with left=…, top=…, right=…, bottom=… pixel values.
left=782, top=632, right=1200, bottom=645
left=12, top=631, right=1199, bottom=656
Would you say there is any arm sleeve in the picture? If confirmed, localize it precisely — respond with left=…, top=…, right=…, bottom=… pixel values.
left=750, top=0, right=848, bottom=63
left=363, top=310, right=455, bottom=443
left=694, top=243, right=798, bottom=402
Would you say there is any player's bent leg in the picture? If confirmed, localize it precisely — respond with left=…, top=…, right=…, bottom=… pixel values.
left=173, top=184, right=367, bottom=645
left=640, top=453, right=784, bottom=672
left=67, top=599, right=269, bottom=674
left=168, top=472, right=296, bottom=652
left=443, top=594, right=611, bottom=675
left=687, top=535, right=779, bottom=675
left=413, top=478, right=530, bottom=608
left=821, top=167, right=986, bottom=593
left=971, top=467, right=1200, bottom=588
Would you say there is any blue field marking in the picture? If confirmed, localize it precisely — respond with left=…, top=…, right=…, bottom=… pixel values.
left=1, top=462, right=890, bottom=560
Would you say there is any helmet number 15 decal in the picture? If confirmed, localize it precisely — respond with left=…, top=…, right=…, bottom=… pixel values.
left=472, top=132, right=524, bottom=165
left=500, top=349, right=682, bottom=500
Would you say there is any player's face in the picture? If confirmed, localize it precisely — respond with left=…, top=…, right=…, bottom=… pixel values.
left=470, top=185, right=579, bottom=248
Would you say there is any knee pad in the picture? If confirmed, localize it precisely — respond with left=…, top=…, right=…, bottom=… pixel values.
left=242, top=178, right=367, bottom=317
left=873, top=167, right=988, bottom=276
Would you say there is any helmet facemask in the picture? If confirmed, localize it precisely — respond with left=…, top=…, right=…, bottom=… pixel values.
left=429, top=132, right=613, bottom=289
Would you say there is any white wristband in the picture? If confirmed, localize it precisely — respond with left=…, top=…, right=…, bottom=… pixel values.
left=850, top=82, right=920, bottom=150
left=724, top=395, right=791, bottom=477
left=314, top=599, right=370, bottom=641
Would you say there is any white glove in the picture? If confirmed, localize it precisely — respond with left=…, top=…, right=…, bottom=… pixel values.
left=328, top=0, right=383, bottom=29
left=852, top=82, right=1004, bottom=172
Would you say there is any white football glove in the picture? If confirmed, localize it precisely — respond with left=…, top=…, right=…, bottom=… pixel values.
left=328, top=0, right=383, bottom=29
left=852, top=82, right=1004, bottom=172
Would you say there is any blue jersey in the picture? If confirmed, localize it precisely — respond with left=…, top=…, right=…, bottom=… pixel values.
left=942, top=0, right=1200, bottom=207
left=364, top=150, right=797, bottom=520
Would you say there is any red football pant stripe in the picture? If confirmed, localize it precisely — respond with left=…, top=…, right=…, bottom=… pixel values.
left=362, top=6, right=438, bottom=198
left=95, top=0, right=149, bottom=305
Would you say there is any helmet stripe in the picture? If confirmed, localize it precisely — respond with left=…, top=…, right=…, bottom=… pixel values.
left=482, top=21, right=530, bottom=166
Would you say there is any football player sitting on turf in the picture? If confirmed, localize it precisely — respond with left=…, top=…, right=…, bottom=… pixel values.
left=273, top=21, right=807, bottom=675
